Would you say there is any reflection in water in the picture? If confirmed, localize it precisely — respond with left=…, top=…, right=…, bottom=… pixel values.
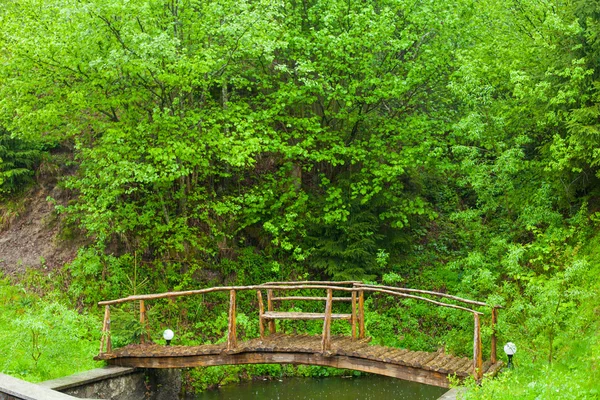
left=194, top=375, right=447, bottom=399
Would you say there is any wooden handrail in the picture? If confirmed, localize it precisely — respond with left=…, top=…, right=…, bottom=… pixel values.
left=354, top=283, right=491, bottom=307
left=98, top=284, right=359, bottom=305
left=271, top=296, right=352, bottom=302
left=98, top=280, right=499, bottom=382
left=263, top=281, right=360, bottom=285
left=98, top=284, right=482, bottom=314
left=356, top=287, right=484, bottom=315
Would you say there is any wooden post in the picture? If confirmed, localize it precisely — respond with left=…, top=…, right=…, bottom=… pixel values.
left=99, top=305, right=109, bottom=354
left=257, top=290, right=265, bottom=338
left=321, top=288, right=333, bottom=353
left=267, top=289, right=276, bottom=334
left=351, top=291, right=357, bottom=340
left=491, top=307, right=498, bottom=364
left=358, top=290, right=365, bottom=339
left=227, top=290, right=237, bottom=351
left=106, top=307, right=112, bottom=353
left=139, top=300, right=147, bottom=344
left=473, top=313, right=483, bottom=380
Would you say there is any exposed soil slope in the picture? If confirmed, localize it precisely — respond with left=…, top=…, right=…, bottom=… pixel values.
left=0, top=185, right=79, bottom=275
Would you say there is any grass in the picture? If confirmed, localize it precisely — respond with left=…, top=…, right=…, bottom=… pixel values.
left=0, top=277, right=103, bottom=382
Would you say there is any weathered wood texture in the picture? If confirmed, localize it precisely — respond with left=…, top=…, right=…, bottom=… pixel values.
left=139, top=301, right=147, bottom=344
left=227, top=290, right=237, bottom=351
left=97, top=334, right=503, bottom=388
left=491, top=307, right=498, bottom=364
left=261, top=312, right=352, bottom=320
left=354, top=283, right=490, bottom=307
left=351, top=291, right=357, bottom=339
left=266, top=289, right=276, bottom=334
left=473, top=313, right=483, bottom=380
left=257, top=290, right=265, bottom=338
left=271, top=296, right=352, bottom=302
left=358, top=290, right=365, bottom=339
left=99, top=305, right=111, bottom=354
left=321, top=289, right=333, bottom=352
left=97, top=281, right=502, bottom=386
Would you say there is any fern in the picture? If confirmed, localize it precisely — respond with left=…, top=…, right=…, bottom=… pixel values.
left=0, top=129, right=41, bottom=195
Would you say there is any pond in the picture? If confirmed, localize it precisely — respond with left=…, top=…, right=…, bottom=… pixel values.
left=193, top=375, right=448, bottom=399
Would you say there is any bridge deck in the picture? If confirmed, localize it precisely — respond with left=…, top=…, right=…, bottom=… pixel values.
left=96, top=334, right=502, bottom=387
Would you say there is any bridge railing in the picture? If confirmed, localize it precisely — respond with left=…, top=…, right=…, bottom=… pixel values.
left=97, top=282, right=500, bottom=380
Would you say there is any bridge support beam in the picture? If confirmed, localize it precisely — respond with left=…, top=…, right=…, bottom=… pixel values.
left=106, top=351, right=453, bottom=388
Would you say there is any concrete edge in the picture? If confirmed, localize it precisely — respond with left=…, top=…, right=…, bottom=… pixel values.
left=0, top=373, right=93, bottom=400
left=39, top=366, right=138, bottom=391
left=437, top=387, right=467, bottom=400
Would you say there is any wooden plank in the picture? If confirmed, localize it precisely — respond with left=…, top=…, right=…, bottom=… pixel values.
left=227, top=290, right=237, bottom=351
left=267, top=289, right=276, bottom=334
left=271, top=296, right=352, bottom=302
left=439, top=356, right=464, bottom=374
left=454, top=358, right=475, bottom=376
left=261, top=312, right=352, bottom=320
left=363, top=347, right=390, bottom=361
left=426, top=353, right=452, bottom=371
left=484, top=361, right=504, bottom=377
left=402, top=351, right=429, bottom=367
left=321, top=289, right=333, bottom=352
left=358, top=290, right=365, bottom=339
left=257, top=290, right=265, bottom=338
left=473, top=313, right=483, bottom=380
left=287, top=334, right=310, bottom=352
left=335, top=339, right=370, bottom=356
left=411, top=351, right=439, bottom=368
left=421, top=352, right=445, bottom=369
left=383, top=348, right=410, bottom=363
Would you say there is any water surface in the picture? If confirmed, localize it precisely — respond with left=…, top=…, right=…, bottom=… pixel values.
left=194, top=375, right=447, bottom=399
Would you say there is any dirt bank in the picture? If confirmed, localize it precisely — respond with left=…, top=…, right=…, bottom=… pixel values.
left=0, top=185, right=80, bottom=275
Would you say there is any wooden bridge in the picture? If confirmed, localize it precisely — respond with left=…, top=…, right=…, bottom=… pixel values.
left=95, top=281, right=503, bottom=388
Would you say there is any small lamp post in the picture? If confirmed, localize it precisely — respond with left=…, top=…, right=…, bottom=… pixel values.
left=163, top=329, right=174, bottom=346
left=504, top=342, right=517, bottom=368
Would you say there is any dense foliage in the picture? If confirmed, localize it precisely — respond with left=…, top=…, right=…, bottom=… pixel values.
left=0, top=0, right=599, bottom=397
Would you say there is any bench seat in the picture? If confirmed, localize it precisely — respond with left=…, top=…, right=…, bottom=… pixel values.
left=261, top=311, right=352, bottom=320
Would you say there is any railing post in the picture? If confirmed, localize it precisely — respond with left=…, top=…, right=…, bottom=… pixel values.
left=358, top=290, right=365, bottom=339
left=100, top=305, right=111, bottom=354
left=139, top=300, right=147, bottom=344
left=267, top=289, right=276, bottom=334
left=321, top=288, right=333, bottom=353
left=351, top=290, right=357, bottom=340
left=473, top=313, right=483, bottom=380
left=227, top=290, right=237, bottom=351
left=257, top=290, right=266, bottom=338
left=491, top=307, right=498, bottom=364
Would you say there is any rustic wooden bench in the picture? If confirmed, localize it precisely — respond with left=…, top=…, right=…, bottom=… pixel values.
left=256, top=285, right=366, bottom=351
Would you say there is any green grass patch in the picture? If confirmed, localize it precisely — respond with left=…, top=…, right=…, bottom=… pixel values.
left=0, top=277, right=103, bottom=382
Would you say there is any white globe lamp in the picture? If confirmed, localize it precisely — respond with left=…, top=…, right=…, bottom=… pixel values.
left=504, top=342, right=517, bottom=368
left=163, top=329, right=174, bottom=346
